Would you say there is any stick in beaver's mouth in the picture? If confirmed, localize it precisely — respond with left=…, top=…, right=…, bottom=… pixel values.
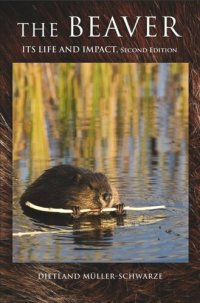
left=25, top=201, right=166, bottom=214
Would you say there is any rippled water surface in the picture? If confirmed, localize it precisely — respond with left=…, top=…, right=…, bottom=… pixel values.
left=13, top=63, right=188, bottom=263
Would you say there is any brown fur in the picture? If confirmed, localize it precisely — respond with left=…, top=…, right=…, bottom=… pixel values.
left=0, top=1, right=200, bottom=303
left=20, top=164, right=120, bottom=212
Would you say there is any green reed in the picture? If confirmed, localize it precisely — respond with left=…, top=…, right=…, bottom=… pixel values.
left=13, top=63, right=188, bottom=180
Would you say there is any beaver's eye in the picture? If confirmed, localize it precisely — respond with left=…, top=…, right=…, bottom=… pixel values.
left=88, top=183, right=94, bottom=190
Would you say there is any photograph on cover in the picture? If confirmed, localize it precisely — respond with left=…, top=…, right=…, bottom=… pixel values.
left=13, top=63, right=188, bottom=263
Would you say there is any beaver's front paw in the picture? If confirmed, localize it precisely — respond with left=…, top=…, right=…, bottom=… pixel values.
left=71, top=206, right=81, bottom=219
left=114, top=203, right=126, bottom=216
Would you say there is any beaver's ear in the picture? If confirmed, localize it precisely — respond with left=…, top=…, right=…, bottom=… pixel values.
left=72, top=173, right=82, bottom=184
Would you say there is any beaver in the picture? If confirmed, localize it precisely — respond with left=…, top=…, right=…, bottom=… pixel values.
left=20, top=164, right=125, bottom=218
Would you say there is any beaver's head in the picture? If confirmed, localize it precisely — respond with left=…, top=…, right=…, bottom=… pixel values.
left=72, top=172, right=119, bottom=209
left=84, top=172, right=115, bottom=209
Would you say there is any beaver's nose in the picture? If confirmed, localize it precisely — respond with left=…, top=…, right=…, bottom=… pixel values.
left=103, top=192, right=112, bottom=203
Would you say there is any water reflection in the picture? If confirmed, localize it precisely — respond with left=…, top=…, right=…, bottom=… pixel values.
left=13, top=63, right=188, bottom=263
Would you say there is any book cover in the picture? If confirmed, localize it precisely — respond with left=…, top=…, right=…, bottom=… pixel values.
left=0, top=1, right=199, bottom=302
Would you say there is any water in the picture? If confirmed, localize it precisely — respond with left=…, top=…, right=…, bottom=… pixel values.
left=13, top=63, right=188, bottom=263
left=13, top=205, right=188, bottom=262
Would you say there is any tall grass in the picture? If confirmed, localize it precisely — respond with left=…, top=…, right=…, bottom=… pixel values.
left=13, top=63, right=188, bottom=181
left=13, top=63, right=50, bottom=179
